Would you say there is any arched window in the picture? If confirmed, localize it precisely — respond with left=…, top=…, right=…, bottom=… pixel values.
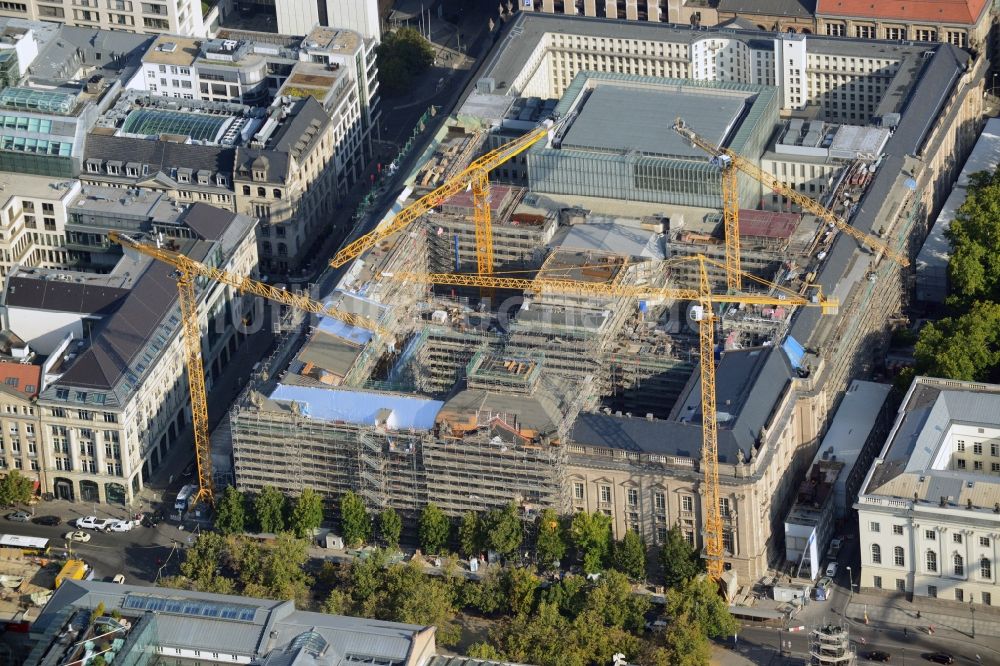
left=926, top=550, right=937, bottom=572
left=871, top=544, right=882, bottom=564
left=257, top=186, right=266, bottom=197
left=894, top=546, right=905, bottom=567
left=277, top=242, right=287, bottom=256
left=954, top=553, right=964, bottom=576
left=261, top=241, right=271, bottom=256
left=272, top=188, right=282, bottom=198
left=981, top=557, right=991, bottom=579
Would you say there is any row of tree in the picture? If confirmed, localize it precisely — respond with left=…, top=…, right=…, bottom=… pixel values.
left=214, top=485, right=324, bottom=539
left=215, top=486, right=705, bottom=585
left=0, top=470, right=34, bottom=507
left=910, top=168, right=1000, bottom=382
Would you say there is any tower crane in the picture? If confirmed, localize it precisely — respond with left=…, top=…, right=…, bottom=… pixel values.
left=672, top=118, right=909, bottom=293
left=384, top=257, right=837, bottom=580
left=330, top=117, right=564, bottom=276
left=111, top=232, right=389, bottom=507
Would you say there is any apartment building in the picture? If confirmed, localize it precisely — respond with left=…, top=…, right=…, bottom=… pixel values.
left=0, top=203, right=257, bottom=504
left=0, top=0, right=206, bottom=37
left=857, top=377, right=1000, bottom=607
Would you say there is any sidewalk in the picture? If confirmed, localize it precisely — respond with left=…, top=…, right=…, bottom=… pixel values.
left=847, top=590, right=1000, bottom=639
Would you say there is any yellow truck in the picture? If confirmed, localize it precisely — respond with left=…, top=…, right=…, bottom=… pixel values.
left=55, top=559, right=89, bottom=588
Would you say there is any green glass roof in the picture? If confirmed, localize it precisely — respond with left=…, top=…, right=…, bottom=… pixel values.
left=121, top=109, right=231, bottom=142
left=0, top=87, right=76, bottom=115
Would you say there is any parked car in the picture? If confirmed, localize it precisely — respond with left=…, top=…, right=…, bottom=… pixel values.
left=111, top=574, right=125, bottom=584
left=64, top=530, right=91, bottom=543
left=6, top=511, right=30, bottom=522
left=75, top=516, right=112, bottom=530
left=866, top=651, right=891, bottom=662
left=105, top=520, right=135, bottom=533
left=923, top=653, right=954, bottom=664
left=32, top=515, right=61, bottom=526
left=825, top=562, right=839, bottom=577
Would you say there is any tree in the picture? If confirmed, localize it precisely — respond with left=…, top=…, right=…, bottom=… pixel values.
left=339, top=491, right=370, bottom=547
left=0, top=470, right=33, bottom=507
left=382, top=560, right=461, bottom=645
left=661, top=612, right=712, bottom=666
left=914, top=301, right=1000, bottom=382
left=289, top=487, right=324, bottom=539
left=376, top=27, right=434, bottom=96
left=214, top=485, right=246, bottom=535
left=666, top=576, right=738, bottom=639
left=584, top=569, right=650, bottom=634
left=611, top=529, right=647, bottom=581
left=378, top=507, right=402, bottom=549
left=946, top=168, right=1000, bottom=307
left=502, top=566, right=539, bottom=618
left=485, top=502, right=522, bottom=559
left=418, top=503, right=450, bottom=554
left=177, top=532, right=236, bottom=594
left=659, top=524, right=704, bottom=588
left=570, top=511, right=612, bottom=574
left=534, top=508, right=566, bottom=569
left=458, top=511, right=483, bottom=558
left=240, top=533, right=312, bottom=605
left=253, top=486, right=285, bottom=533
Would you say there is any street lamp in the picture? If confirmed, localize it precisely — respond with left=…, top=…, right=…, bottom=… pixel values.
left=846, top=566, right=854, bottom=604
left=970, top=596, right=976, bottom=639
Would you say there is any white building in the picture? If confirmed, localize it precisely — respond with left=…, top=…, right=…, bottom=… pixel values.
left=0, top=172, right=80, bottom=277
left=275, top=0, right=379, bottom=43
left=857, top=376, right=1000, bottom=607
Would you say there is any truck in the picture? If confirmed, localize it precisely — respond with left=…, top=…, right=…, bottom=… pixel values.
left=55, top=559, right=90, bottom=588
left=174, top=484, right=198, bottom=513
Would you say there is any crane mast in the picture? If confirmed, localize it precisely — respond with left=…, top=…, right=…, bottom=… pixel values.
left=673, top=118, right=909, bottom=268
left=330, top=118, right=562, bottom=274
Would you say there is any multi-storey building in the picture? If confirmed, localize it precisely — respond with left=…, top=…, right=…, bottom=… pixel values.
left=815, top=0, right=991, bottom=51
left=0, top=172, right=80, bottom=276
left=857, top=377, right=1000, bottom=607
left=272, top=0, right=379, bottom=44
left=0, top=202, right=257, bottom=504
left=0, top=0, right=206, bottom=37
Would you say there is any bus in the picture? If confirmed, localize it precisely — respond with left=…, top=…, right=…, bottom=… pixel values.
left=0, top=534, right=50, bottom=557
left=174, top=484, right=198, bottom=512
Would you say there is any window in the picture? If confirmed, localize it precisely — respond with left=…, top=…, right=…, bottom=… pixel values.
left=928, top=585, right=938, bottom=598
left=954, top=533, right=963, bottom=544
left=873, top=575, right=882, bottom=589
left=722, top=530, right=734, bottom=553
left=975, top=443, right=983, bottom=454
left=872, top=544, right=882, bottom=564
left=976, top=461, right=984, bottom=471
left=870, top=521, right=880, bottom=533
left=893, top=525, right=903, bottom=535
left=893, top=546, right=905, bottom=567
left=992, top=463, right=999, bottom=472
left=896, top=578, right=905, bottom=591
left=982, top=558, right=992, bottom=579
left=981, top=537, right=990, bottom=547
left=925, top=529, right=936, bottom=540
left=957, top=439, right=966, bottom=452
left=573, top=482, right=584, bottom=500
left=984, top=592, right=992, bottom=606
left=656, top=526, right=667, bottom=543
left=272, top=188, right=281, bottom=198
left=992, top=443, right=998, bottom=457
left=926, top=550, right=937, bottom=572
left=654, top=492, right=665, bottom=514
left=955, top=554, right=964, bottom=576
left=242, top=185, right=250, bottom=195
left=256, top=186, right=266, bottom=197
left=627, top=488, right=638, bottom=507
left=599, top=485, right=611, bottom=504
left=719, top=497, right=730, bottom=517
left=681, top=496, right=693, bottom=513
left=958, top=459, right=967, bottom=469
left=956, top=588, right=964, bottom=602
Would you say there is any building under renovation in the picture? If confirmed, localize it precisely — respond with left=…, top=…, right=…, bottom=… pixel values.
left=230, top=13, right=986, bottom=584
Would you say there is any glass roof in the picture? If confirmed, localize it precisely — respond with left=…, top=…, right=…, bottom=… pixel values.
left=121, top=109, right=231, bottom=142
left=0, top=87, right=76, bottom=115
left=121, top=593, right=258, bottom=621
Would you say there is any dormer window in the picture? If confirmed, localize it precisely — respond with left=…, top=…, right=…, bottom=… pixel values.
left=126, top=162, right=140, bottom=177
left=254, top=170, right=265, bottom=181
left=177, top=168, right=191, bottom=183
left=106, top=160, right=123, bottom=175
left=85, top=159, right=101, bottom=173
left=216, top=174, right=228, bottom=187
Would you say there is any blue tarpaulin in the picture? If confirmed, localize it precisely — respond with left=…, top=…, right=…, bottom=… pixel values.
left=269, top=384, right=444, bottom=430
left=782, top=336, right=805, bottom=369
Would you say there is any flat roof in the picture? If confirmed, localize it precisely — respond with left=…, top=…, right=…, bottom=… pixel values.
left=737, top=209, right=800, bottom=240
left=553, top=221, right=665, bottom=259
left=813, top=379, right=890, bottom=468
left=560, top=82, right=747, bottom=158
left=143, top=36, right=199, bottom=66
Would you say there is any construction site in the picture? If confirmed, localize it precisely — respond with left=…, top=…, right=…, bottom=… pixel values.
left=224, top=12, right=987, bottom=586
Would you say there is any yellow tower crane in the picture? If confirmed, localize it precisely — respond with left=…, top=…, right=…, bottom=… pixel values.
left=111, top=232, right=388, bottom=507
left=329, top=118, right=563, bottom=275
left=385, top=257, right=837, bottom=580
left=672, top=118, right=909, bottom=293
